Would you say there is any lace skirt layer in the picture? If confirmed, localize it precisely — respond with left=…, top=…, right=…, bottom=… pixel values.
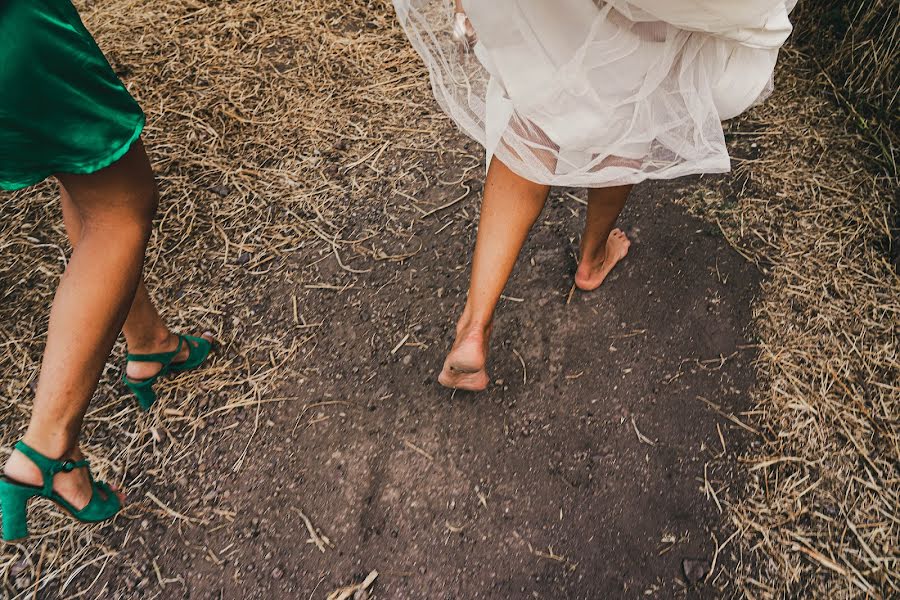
left=394, top=0, right=795, bottom=187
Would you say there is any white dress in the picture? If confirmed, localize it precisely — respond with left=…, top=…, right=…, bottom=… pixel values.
left=393, top=0, right=796, bottom=187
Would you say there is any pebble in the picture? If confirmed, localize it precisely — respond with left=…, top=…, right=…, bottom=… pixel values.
left=209, top=185, right=232, bottom=197
left=682, top=558, right=711, bottom=583
left=10, top=559, right=28, bottom=576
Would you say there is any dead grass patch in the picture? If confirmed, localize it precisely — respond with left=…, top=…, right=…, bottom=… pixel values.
left=678, top=47, right=898, bottom=597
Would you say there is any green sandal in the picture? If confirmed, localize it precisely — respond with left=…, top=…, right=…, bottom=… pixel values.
left=123, top=334, right=213, bottom=411
left=0, top=441, right=121, bottom=541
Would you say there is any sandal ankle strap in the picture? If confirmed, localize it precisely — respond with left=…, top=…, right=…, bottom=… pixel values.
left=125, top=335, right=185, bottom=366
left=13, top=441, right=89, bottom=497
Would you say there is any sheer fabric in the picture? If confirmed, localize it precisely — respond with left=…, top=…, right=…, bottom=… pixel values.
left=393, top=0, right=795, bottom=187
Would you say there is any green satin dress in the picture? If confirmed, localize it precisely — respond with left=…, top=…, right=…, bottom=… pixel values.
left=0, top=0, right=145, bottom=191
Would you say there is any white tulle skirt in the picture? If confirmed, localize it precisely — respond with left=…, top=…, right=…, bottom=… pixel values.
left=393, top=0, right=795, bottom=187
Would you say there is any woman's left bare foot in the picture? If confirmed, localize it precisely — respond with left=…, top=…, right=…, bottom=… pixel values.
left=574, top=228, right=631, bottom=291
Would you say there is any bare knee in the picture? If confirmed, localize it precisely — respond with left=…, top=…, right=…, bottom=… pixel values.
left=58, top=141, right=160, bottom=242
left=126, top=177, right=160, bottom=227
left=78, top=180, right=157, bottom=246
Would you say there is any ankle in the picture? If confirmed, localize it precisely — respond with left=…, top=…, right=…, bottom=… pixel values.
left=125, top=328, right=175, bottom=355
left=5, top=433, right=77, bottom=482
left=456, top=312, right=492, bottom=338
left=18, top=430, right=76, bottom=462
left=579, top=238, right=607, bottom=263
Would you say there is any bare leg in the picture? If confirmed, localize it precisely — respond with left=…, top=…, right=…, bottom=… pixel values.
left=59, top=185, right=212, bottom=383
left=3, top=141, right=159, bottom=508
left=574, top=184, right=633, bottom=291
left=439, top=157, right=550, bottom=391
left=453, top=0, right=476, bottom=44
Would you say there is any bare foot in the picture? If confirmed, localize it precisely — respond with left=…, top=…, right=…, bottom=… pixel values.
left=574, top=228, right=631, bottom=291
left=3, top=446, right=124, bottom=510
left=126, top=331, right=216, bottom=382
left=438, top=323, right=491, bottom=392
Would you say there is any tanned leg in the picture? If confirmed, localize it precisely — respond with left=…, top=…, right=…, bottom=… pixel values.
left=439, top=157, right=550, bottom=391
left=3, top=141, right=158, bottom=508
left=574, top=184, right=632, bottom=291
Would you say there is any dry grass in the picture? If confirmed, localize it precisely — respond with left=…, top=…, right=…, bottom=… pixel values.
left=678, top=45, right=898, bottom=597
left=791, top=0, right=898, bottom=177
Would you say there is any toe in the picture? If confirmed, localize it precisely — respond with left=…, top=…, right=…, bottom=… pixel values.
left=109, top=484, right=126, bottom=506
left=188, top=331, right=217, bottom=349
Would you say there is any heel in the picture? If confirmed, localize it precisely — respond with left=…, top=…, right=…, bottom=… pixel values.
left=0, top=481, right=35, bottom=541
left=123, top=336, right=186, bottom=411
left=1, top=442, right=121, bottom=540
left=128, top=382, right=157, bottom=412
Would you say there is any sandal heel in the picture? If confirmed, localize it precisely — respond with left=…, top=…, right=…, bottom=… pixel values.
left=1, top=441, right=122, bottom=541
left=0, top=481, right=35, bottom=541
left=124, top=334, right=212, bottom=411
left=129, top=383, right=157, bottom=412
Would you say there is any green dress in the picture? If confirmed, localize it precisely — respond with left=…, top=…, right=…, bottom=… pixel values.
left=0, top=0, right=145, bottom=191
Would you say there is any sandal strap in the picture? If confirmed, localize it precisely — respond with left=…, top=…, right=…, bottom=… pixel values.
left=13, top=441, right=90, bottom=497
left=125, top=335, right=185, bottom=366
left=77, top=479, right=121, bottom=521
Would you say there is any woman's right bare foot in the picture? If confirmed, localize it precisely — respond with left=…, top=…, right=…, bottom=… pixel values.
left=438, top=323, right=491, bottom=391
left=574, top=228, right=631, bottom=291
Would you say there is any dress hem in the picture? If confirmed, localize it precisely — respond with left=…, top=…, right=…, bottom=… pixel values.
left=0, top=114, right=146, bottom=191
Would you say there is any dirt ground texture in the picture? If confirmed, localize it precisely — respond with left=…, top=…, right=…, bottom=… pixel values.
left=97, top=171, right=760, bottom=599
left=0, top=1, right=896, bottom=599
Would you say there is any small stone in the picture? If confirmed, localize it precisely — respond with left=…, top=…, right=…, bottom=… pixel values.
left=10, top=559, right=28, bottom=576
left=402, top=355, right=412, bottom=366
left=209, top=184, right=232, bottom=197
left=682, top=558, right=711, bottom=583
left=272, top=567, right=284, bottom=579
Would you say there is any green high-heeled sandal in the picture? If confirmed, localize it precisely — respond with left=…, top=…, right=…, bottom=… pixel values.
left=123, top=334, right=213, bottom=411
left=0, top=441, right=121, bottom=541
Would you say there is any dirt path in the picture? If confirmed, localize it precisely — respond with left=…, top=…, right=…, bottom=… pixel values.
left=94, top=158, right=760, bottom=598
